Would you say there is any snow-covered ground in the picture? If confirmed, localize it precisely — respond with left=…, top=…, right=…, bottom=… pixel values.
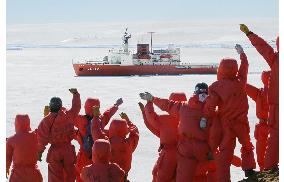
left=6, top=20, right=277, bottom=181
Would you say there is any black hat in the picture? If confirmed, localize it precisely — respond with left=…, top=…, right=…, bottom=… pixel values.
left=49, top=97, right=62, bottom=113
left=194, top=82, right=208, bottom=94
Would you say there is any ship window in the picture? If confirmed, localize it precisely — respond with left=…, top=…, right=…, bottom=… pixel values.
left=79, top=68, right=83, bottom=71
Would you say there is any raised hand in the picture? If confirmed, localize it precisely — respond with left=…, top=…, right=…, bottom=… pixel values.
left=44, top=105, right=50, bottom=117
left=235, top=44, right=244, bottom=54
left=139, top=92, right=154, bottom=102
left=138, top=102, right=145, bottom=112
left=93, top=106, right=100, bottom=117
left=120, top=112, right=129, bottom=121
left=240, top=24, right=250, bottom=35
left=115, top=98, right=123, bottom=107
left=69, top=88, right=78, bottom=94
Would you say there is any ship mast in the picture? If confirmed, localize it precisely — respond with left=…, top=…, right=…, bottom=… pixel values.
left=148, top=32, right=155, bottom=54
left=122, top=28, right=131, bottom=53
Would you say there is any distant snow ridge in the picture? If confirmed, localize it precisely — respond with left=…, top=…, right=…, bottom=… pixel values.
left=6, top=41, right=276, bottom=50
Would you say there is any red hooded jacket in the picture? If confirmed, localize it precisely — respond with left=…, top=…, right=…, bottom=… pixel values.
left=204, top=53, right=248, bottom=123
left=37, top=93, right=81, bottom=152
left=109, top=119, right=139, bottom=173
left=248, top=33, right=279, bottom=105
left=80, top=139, right=125, bottom=182
left=7, top=115, right=38, bottom=169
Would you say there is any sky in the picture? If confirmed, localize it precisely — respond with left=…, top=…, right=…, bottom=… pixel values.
left=7, top=0, right=278, bottom=25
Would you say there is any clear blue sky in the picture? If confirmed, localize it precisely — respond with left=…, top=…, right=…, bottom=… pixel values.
left=7, top=0, right=278, bottom=24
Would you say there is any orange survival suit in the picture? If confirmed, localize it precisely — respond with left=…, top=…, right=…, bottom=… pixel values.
left=75, top=98, right=118, bottom=181
left=141, top=93, right=241, bottom=182
left=37, top=92, right=81, bottom=182
left=80, top=139, right=125, bottom=182
left=247, top=32, right=279, bottom=169
left=246, top=71, right=270, bottom=171
left=6, top=115, right=43, bottom=182
left=144, top=92, right=187, bottom=182
left=203, top=53, right=256, bottom=182
left=153, top=93, right=211, bottom=182
left=108, top=117, right=139, bottom=181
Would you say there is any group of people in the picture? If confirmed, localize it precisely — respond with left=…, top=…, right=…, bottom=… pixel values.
left=7, top=89, right=139, bottom=182
left=6, top=24, right=278, bottom=182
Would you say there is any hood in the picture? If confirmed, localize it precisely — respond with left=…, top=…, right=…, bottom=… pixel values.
left=169, top=92, right=187, bottom=101
left=84, top=98, right=100, bottom=116
left=261, top=71, right=271, bottom=87
left=217, top=58, right=238, bottom=80
left=92, top=139, right=111, bottom=163
left=276, top=36, right=279, bottom=52
left=109, top=119, right=129, bottom=138
left=15, top=114, right=31, bottom=133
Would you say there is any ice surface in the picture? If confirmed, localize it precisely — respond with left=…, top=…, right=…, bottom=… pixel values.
left=6, top=46, right=272, bottom=181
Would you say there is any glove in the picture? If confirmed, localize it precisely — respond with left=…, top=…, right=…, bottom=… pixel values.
left=235, top=44, right=244, bottom=54
left=38, top=152, right=43, bottom=162
left=240, top=24, right=250, bottom=35
left=200, top=117, right=207, bottom=129
left=139, top=92, right=154, bottom=102
left=93, top=106, right=100, bottom=117
left=138, top=102, right=145, bottom=112
left=115, top=98, right=123, bottom=107
left=44, top=105, right=50, bottom=117
left=120, top=112, right=129, bottom=121
left=69, top=88, right=78, bottom=94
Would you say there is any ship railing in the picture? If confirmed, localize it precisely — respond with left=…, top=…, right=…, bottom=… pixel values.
left=177, top=63, right=219, bottom=68
left=72, top=58, right=109, bottom=65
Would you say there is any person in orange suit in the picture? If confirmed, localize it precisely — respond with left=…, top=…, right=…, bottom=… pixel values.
left=140, top=83, right=213, bottom=182
left=80, top=139, right=125, bottom=182
left=240, top=24, right=279, bottom=170
left=75, top=98, right=123, bottom=182
left=246, top=71, right=271, bottom=171
left=140, top=92, right=187, bottom=182
left=203, top=44, right=256, bottom=181
left=139, top=92, right=242, bottom=182
left=37, top=88, right=81, bottom=182
left=107, top=113, right=139, bottom=181
left=193, top=154, right=242, bottom=182
left=6, top=114, right=43, bottom=182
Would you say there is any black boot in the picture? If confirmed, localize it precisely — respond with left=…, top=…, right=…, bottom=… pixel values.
left=244, top=169, right=256, bottom=177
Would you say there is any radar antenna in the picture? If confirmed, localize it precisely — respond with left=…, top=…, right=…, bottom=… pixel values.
left=122, top=28, right=131, bottom=45
left=122, top=28, right=131, bottom=53
left=148, top=32, right=155, bottom=54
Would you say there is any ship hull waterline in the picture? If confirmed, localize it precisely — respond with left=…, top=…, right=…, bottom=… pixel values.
left=73, top=64, right=217, bottom=76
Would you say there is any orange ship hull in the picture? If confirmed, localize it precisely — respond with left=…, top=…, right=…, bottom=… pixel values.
left=73, top=64, right=217, bottom=76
